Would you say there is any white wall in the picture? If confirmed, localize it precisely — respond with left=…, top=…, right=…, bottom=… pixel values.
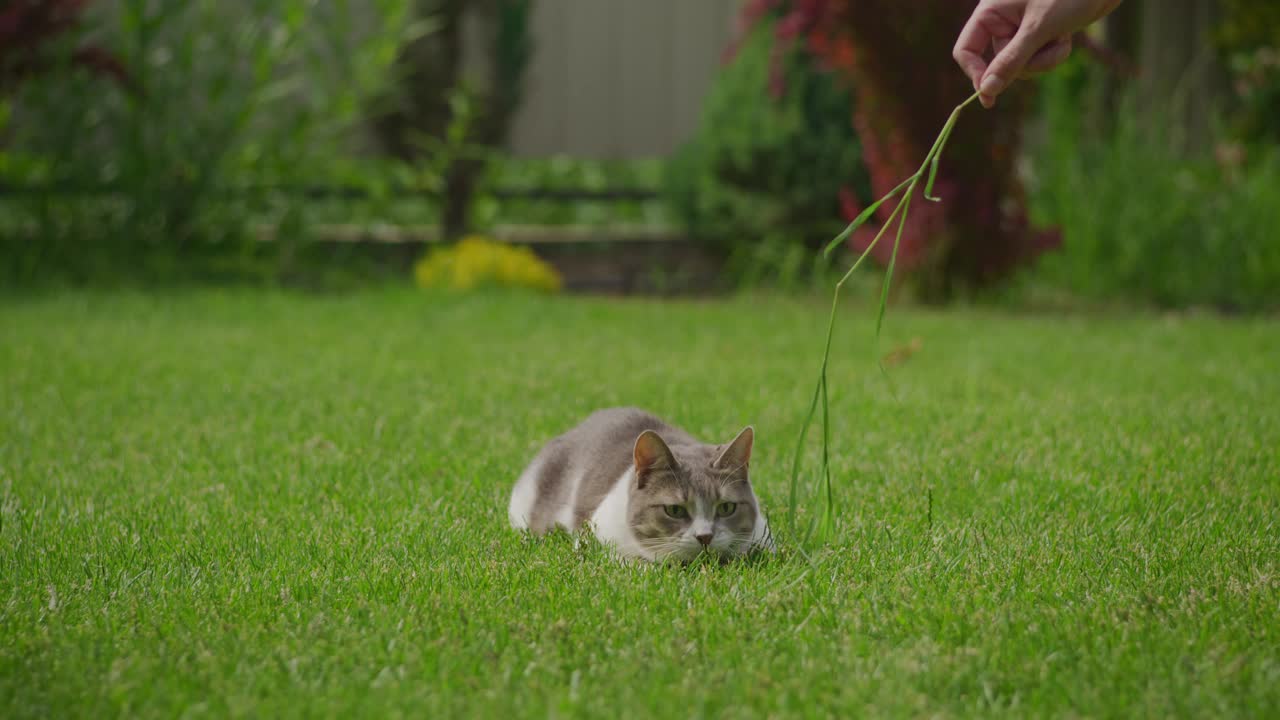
left=495, top=0, right=741, bottom=158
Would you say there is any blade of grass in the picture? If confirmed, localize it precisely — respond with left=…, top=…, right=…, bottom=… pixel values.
left=875, top=192, right=913, bottom=338
left=923, top=122, right=953, bottom=201
left=788, top=91, right=980, bottom=548
left=819, top=371, right=834, bottom=540
left=924, top=94, right=981, bottom=201
left=823, top=177, right=913, bottom=258
left=788, top=190, right=912, bottom=534
left=787, top=376, right=822, bottom=536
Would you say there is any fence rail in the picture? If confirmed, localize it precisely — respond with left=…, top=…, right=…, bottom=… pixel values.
left=0, top=183, right=661, bottom=203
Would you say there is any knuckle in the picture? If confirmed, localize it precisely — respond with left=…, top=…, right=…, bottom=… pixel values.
left=1020, top=15, right=1049, bottom=41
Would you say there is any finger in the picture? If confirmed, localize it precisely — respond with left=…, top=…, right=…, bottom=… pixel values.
left=1093, top=0, right=1123, bottom=24
left=953, top=11, right=994, bottom=91
left=980, top=20, right=1054, bottom=103
left=1022, top=35, right=1073, bottom=75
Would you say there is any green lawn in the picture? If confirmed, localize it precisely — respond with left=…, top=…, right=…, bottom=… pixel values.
left=2, top=289, right=1278, bottom=718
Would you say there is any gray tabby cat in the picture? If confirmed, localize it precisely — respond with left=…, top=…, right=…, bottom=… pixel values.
left=508, top=408, right=773, bottom=562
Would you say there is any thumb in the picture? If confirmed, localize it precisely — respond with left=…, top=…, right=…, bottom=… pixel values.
left=980, top=21, right=1051, bottom=100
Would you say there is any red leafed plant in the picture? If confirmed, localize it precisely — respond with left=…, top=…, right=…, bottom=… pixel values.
left=727, top=0, right=839, bottom=100
left=736, top=0, right=1059, bottom=298
left=0, top=0, right=132, bottom=94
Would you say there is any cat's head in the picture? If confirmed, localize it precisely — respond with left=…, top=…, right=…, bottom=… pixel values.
left=626, top=427, right=761, bottom=562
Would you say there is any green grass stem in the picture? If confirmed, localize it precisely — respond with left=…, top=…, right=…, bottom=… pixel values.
left=788, top=92, right=980, bottom=540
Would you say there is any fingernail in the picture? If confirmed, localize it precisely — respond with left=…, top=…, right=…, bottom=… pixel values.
left=980, top=74, right=1003, bottom=96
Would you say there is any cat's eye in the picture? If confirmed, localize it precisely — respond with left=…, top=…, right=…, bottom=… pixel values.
left=716, top=502, right=737, bottom=517
left=663, top=505, right=689, bottom=519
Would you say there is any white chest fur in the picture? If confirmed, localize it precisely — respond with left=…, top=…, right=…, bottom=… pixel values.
left=588, top=469, right=652, bottom=560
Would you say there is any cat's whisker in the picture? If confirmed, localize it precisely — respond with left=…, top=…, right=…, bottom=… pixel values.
left=639, top=539, right=695, bottom=555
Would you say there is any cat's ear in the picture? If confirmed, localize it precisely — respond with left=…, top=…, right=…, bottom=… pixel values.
left=714, top=426, right=754, bottom=474
left=633, top=430, right=675, bottom=488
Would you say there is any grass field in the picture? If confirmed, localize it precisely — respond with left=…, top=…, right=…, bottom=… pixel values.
left=2, top=289, right=1278, bottom=718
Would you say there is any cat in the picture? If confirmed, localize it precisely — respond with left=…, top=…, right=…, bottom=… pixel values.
left=508, top=408, right=773, bottom=562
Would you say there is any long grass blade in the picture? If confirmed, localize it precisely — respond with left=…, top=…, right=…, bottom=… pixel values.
left=788, top=184, right=910, bottom=536
left=924, top=95, right=979, bottom=200
left=819, top=371, right=834, bottom=539
left=788, top=277, right=844, bottom=533
left=791, top=91, right=980, bottom=549
left=924, top=120, right=956, bottom=201
left=787, top=375, right=822, bottom=535
left=823, top=177, right=913, bottom=258
left=875, top=192, right=913, bottom=338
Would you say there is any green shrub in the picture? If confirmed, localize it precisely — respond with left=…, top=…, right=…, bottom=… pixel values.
left=663, top=23, right=869, bottom=290
left=1026, top=73, right=1280, bottom=312
left=1217, top=0, right=1280, bottom=144
left=0, top=0, right=412, bottom=284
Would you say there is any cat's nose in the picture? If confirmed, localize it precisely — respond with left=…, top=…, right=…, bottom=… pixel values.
left=696, top=533, right=713, bottom=546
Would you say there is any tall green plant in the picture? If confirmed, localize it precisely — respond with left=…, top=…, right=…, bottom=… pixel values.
left=666, top=21, right=869, bottom=290
left=1027, top=82, right=1280, bottom=311
left=1, top=0, right=414, bottom=283
left=1217, top=0, right=1280, bottom=144
left=372, top=0, right=533, bottom=241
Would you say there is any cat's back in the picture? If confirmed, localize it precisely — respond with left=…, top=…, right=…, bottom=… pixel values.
left=508, top=408, right=691, bottom=532
left=561, top=407, right=685, bottom=451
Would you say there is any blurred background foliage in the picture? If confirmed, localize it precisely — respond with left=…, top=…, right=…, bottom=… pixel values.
left=1217, top=0, right=1280, bottom=144
left=1, top=0, right=420, bottom=283
left=372, top=0, right=534, bottom=240
left=664, top=16, right=870, bottom=292
left=1019, top=0, right=1280, bottom=311
left=1023, top=58, right=1280, bottom=312
left=808, top=0, right=1055, bottom=300
left=0, top=0, right=1277, bottom=309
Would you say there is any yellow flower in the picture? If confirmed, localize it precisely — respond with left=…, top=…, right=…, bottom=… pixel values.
left=413, top=235, right=563, bottom=293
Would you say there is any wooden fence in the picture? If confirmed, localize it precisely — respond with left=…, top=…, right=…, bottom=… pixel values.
left=478, top=0, right=742, bottom=159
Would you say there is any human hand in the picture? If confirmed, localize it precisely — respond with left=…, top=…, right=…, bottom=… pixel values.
left=953, top=0, right=1122, bottom=108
